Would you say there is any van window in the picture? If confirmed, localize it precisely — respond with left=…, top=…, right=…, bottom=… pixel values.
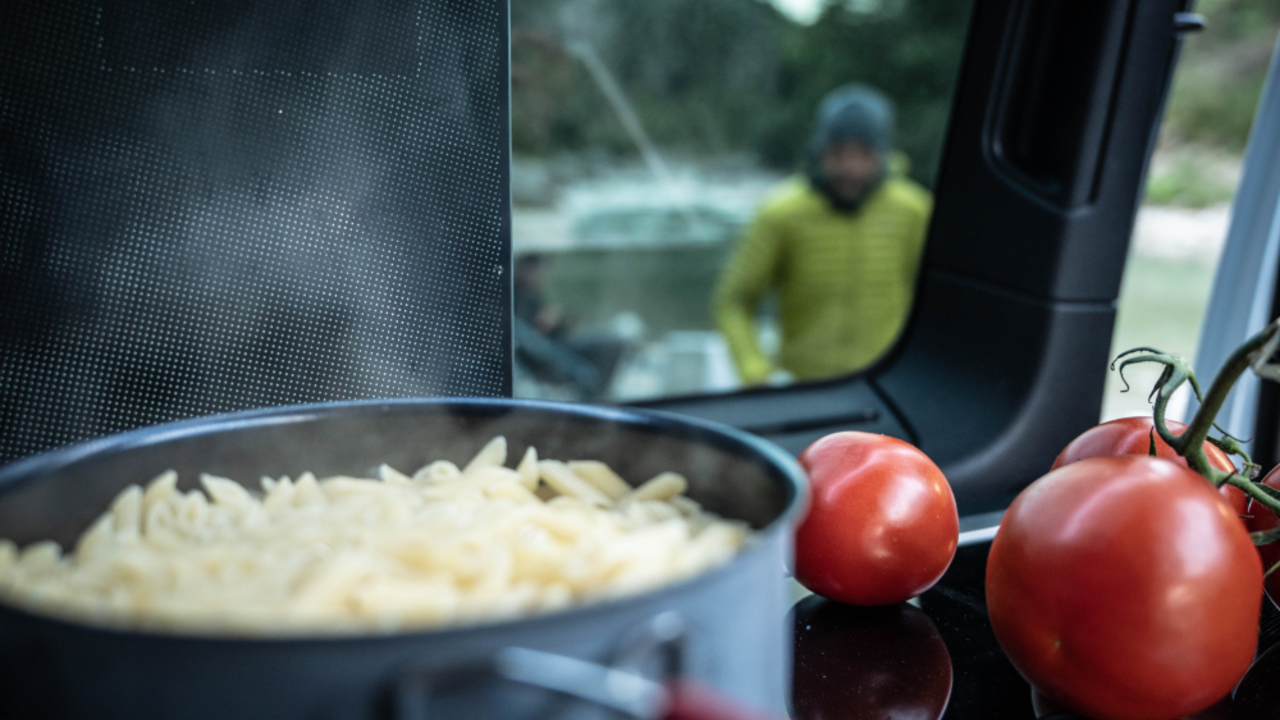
left=510, top=0, right=974, bottom=402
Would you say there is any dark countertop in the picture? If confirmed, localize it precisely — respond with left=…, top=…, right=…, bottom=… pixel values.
left=789, top=542, right=1280, bottom=720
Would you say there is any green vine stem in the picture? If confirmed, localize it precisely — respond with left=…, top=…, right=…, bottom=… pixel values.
left=1114, top=319, right=1280, bottom=518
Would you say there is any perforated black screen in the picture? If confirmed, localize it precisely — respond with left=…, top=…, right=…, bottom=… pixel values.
left=0, top=0, right=512, bottom=463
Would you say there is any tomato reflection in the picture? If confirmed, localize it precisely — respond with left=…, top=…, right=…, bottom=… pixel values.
left=790, top=595, right=952, bottom=720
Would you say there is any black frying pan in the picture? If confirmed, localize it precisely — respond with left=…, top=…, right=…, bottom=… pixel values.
left=0, top=398, right=805, bottom=720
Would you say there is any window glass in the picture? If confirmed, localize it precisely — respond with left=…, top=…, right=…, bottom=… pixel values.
left=1100, top=0, right=1279, bottom=421
left=510, top=0, right=974, bottom=401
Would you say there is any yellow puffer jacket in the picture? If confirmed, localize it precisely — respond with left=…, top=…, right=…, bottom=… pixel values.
left=713, top=173, right=932, bottom=384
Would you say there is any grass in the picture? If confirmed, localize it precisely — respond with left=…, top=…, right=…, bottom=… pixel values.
left=1143, top=150, right=1238, bottom=208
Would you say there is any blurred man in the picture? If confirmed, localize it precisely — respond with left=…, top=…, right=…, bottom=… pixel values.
left=713, top=84, right=932, bottom=385
left=513, top=253, right=630, bottom=398
left=514, top=253, right=568, bottom=338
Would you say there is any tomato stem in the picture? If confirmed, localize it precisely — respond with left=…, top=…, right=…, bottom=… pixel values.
left=1175, top=320, right=1280, bottom=481
left=1116, top=319, right=1280, bottom=515
left=1226, top=473, right=1280, bottom=517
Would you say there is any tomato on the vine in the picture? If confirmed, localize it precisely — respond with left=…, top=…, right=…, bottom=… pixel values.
left=1052, top=416, right=1248, bottom=518
left=987, top=456, right=1262, bottom=720
left=794, top=432, right=958, bottom=606
left=1245, top=465, right=1280, bottom=605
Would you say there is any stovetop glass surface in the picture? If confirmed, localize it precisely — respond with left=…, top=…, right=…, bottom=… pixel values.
left=787, top=543, right=1280, bottom=720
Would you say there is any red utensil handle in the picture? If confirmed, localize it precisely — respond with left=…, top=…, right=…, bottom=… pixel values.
left=665, top=680, right=782, bottom=720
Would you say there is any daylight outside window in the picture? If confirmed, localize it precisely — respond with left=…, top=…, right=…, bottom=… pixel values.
left=509, top=0, right=973, bottom=402
left=1100, top=0, right=1279, bottom=422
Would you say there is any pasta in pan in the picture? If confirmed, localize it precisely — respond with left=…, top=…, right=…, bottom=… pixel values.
left=0, top=437, right=750, bottom=635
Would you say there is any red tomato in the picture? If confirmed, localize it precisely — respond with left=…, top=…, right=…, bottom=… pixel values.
left=1052, top=416, right=1248, bottom=519
left=987, top=456, right=1262, bottom=720
left=1245, top=465, right=1280, bottom=606
left=795, top=432, right=958, bottom=606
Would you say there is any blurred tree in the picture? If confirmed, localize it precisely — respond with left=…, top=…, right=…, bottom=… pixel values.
left=761, top=0, right=972, bottom=183
left=511, top=0, right=1280, bottom=186
left=1164, top=0, right=1280, bottom=152
left=510, top=0, right=975, bottom=189
left=511, top=30, right=585, bottom=154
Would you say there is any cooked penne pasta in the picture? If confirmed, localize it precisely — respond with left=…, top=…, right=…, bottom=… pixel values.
left=0, top=438, right=749, bottom=636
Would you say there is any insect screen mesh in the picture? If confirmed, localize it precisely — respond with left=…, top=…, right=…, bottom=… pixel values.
left=0, top=0, right=512, bottom=463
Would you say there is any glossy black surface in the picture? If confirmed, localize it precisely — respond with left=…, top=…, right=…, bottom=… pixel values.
left=791, top=542, right=1280, bottom=720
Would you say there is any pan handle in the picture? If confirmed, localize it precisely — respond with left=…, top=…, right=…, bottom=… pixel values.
left=662, top=680, right=780, bottom=720
left=494, top=647, right=778, bottom=720
left=390, top=612, right=780, bottom=720
left=493, top=611, right=781, bottom=720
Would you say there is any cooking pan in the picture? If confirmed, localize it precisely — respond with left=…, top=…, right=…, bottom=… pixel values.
left=0, top=398, right=806, bottom=720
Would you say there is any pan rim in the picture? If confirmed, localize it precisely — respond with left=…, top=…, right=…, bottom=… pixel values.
left=0, top=397, right=807, bottom=645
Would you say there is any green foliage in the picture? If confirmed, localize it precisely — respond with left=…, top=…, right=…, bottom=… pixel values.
left=510, top=0, right=975, bottom=189
left=763, top=1, right=972, bottom=183
left=512, top=0, right=1278, bottom=189
left=1162, top=0, right=1279, bottom=152
left=1144, top=153, right=1236, bottom=208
